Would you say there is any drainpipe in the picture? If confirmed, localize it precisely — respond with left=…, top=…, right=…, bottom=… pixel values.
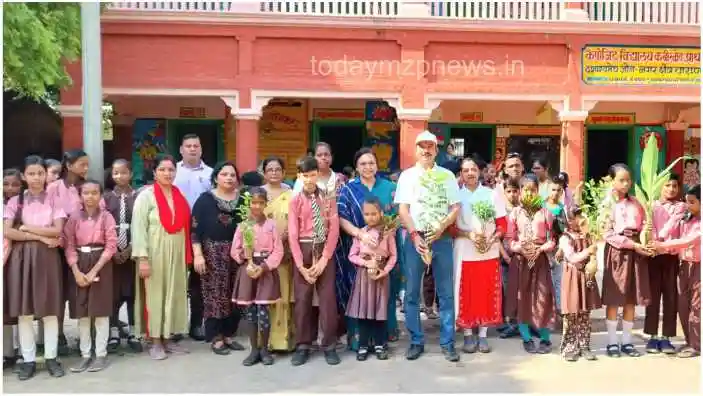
left=81, top=2, right=104, bottom=182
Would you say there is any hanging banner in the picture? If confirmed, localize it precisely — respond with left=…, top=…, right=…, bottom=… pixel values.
left=633, top=126, right=667, bottom=185
left=132, top=119, right=167, bottom=187
left=313, top=108, right=365, bottom=121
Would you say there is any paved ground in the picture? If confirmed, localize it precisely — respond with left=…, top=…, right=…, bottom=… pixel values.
left=3, top=313, right=700, bottom=394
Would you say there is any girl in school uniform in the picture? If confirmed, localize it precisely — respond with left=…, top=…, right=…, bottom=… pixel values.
left=544, top=177, right=567, bottom=324
left=46, top=149, right=90, bottom=355
left=506, top=174, right=558, bottom=354
left=601, top=163, right=653, bottom=358
left=558, top=206, right=602, bottom=362
left=102, top=159, right=142, bottom=353
left=3, top=168, right=22, bottom=369
left=4, top=155, right=66, bottom=380
left=499, top=178, right=521, bottom=339
left=346, top=196, right=397, bottom=361
left=653, top=184, right=701, bottom=358
left=44, top=159, right=62, bottom=185
left=231, top=187, right=284, bottom=366
left=63, top=180, right=118, bottom=373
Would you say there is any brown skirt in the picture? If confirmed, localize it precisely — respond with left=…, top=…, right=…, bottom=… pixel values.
left=6, top=241, right=64, bottom=318
left=504, top=255, right=520, bottom=318
left=346, top=259, right=390, bottom=321
left=514, top=253, right=556, bottom=329
left=232, top=256, right=281, bottom=305
left=68, top=249, right=114, bottom=318
left=561, top=262, right=602, bottom=314
left=113, top=256, right=136, bottom=302
left=602, top=243, right=651, bottom=307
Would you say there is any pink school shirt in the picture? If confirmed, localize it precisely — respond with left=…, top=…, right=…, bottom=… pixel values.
left=287, top=191, right=340, bottom=269
left=659, top=216, right=701, bottom=263
left=231, top=218, right=284, bottom=270
left=3, top=192, right=66, bottom=228
left=604, top=197, right=645, bottom=250
left=46, top=180, right=82, bottom=216
left=348, top=227, right=397, bottom=271
left=63, top=209, right=118, bottom=267
left=506, top=207, right=556, bottom=254
left=652, top=200, right=687, bottom=254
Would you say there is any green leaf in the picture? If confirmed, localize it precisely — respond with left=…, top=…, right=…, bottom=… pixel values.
left=640, top=133, right=659, bottom=194
left=634, top=184, right=648, bottom=209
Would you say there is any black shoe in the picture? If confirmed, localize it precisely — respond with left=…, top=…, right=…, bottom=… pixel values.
left=537, top=340, right=552, bottom=354
left=374, top=345, right=389, bottom=360
left=406, top=344, right=425, bottom=360
left=522, top=340, right=537, bottom=354
left=225, top=340, right=246, bottom=351
left=126, top=336, right=143, bottom=353
left=357, top=347, right=369, bottom=361
left=442, top=345, right=460, bottom=362
left=45, top=358, right=65, bottom=378
left=3, top=356, right=17, bottom=370
left=17, top=362, right=36, bottom=381
left=107, top=336, right=121, bottom=354
left=242, top=349, right=261, bottom=366
left=499, top=325, right=520, bottom=339
left=211, top=342, right=231, bottom=356
left=171, top=333, right=185, bottom=342
left=291, top=349, right=310, bottom=366
left=645, top=337, right=660, bottom=354
left=189, top=327, right=205, bottom=342
left=324, top=349, right=341, bottom=365
left=260, top=349, right=274, bottom=365
left=606, top=344, right=621, bottom=358
left=620, top=343, right=641, bottom=357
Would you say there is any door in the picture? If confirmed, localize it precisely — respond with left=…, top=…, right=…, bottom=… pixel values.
left=168, top=121, right=221, bottom=166
left=587, top=128, right=630, bottom=181
left=507, top=135, right=560, bottom=175
left=317, top=124, right=365, bottom=173
left=449, top=127, right=494, bottom=162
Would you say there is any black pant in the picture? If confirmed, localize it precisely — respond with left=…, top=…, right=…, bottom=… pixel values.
left=358, top=319, right=387, bottom=348
left=188, top=270, right=204, bottom=331
left=204, top=310, right=241, bottom=342
left=110, top=296, right=135, bottom=328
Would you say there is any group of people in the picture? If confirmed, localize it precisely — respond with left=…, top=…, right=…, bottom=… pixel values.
left=2, top=130, right=700, bottom=382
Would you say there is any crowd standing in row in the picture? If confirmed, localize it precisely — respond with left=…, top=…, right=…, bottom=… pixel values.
left=2, top=131, right=700, bottom=382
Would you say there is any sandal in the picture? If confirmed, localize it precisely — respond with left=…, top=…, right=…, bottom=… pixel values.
left=620, top=343, right=641, bottom=357
left=375, top=345, right=389, bottom=360
left=677, top=346, right=700, bottom=359
left=606, top=344, right=621, bottom=358
left=211, top=341, right=230, bottom=356
left=107, top=336, right=121, bottom=354
left=357, top=347, right=369, bottom=361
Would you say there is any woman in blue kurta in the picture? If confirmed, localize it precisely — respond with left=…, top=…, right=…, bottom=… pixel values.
left=335, top=147, right=399, bottom=351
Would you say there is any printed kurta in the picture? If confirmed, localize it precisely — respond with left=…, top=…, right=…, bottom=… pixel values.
left=131, top=187, right=189, bottom=338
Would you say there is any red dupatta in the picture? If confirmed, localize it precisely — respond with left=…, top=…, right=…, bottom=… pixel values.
left=153, top=183, right=193, bottom=265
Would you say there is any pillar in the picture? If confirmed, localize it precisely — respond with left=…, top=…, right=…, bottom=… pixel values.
left=559, top=110, right=588, bottom=187
left=80, top=1, right=104, bottom=182
left=234, top=111, right=260, bottom=172
left=664, top=122, right=688, bottom=177
left=397, top=109, right=431, bottom=169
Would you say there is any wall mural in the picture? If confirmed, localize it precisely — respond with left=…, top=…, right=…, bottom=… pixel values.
left=132, top=119, right=167, bottom=186
left=684, top=128, right=700, bottom=190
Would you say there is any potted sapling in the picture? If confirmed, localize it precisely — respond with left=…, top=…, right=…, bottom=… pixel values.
left=235, top=192, right=258, bottom=276
left=470, top=200, right=496, bottom=254
left=581, top=176, right=615, bottom=287
left=519, top=193, right=544, bottom=269
left=416, top=168, right=452, bottom=265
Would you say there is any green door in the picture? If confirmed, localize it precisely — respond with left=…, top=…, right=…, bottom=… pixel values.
left=166, top=119, right=224, bottom=165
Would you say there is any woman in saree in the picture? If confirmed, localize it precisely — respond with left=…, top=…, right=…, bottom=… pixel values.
left=335, top=147, right=399, bottom=351
left=261, top=156, right=295, bottom=352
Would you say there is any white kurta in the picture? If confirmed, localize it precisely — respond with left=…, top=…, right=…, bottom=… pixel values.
left=452, top=185, right=507, bottom=318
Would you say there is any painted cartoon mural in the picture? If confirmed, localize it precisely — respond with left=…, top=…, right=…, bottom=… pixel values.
left=132, top=119, right=167, bottom=186
left=684, top=127, right=701, bottom=190
left=365, top=101, right=399, bottom=175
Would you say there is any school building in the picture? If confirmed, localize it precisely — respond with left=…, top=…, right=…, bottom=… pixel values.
left=57, top=1, right=701, bottom=186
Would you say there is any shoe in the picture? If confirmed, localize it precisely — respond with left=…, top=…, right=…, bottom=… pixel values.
left=406, top=344, right=425, bottom=360
left=87, top=356, right=108, bottom=372
left=189, top=326, right=206, bottom=342
left=164, top=341, right=190, bottom=355
left=563, top=351, right=579, bottom=362
left=148, top=344, right=168, bottom=360
left=677, top=346, right=700, bottom=358
left=171, top=333, right=185, bottom=342
left=499, top=325, right=520, bottom=339
left=45, top=358, right=65, bottom=378
left=522, top=340, right=537, bottom=354
left=620, top=343, right=641, bottom=357
left=375, top=345, right=389, bottom=360
left=581, top=348, right=597, bottom=361
left=225, top=339, right=246, bottom=351
left=659, top=338, right=677, bottom=354
left=291, top=348, right=310, bottom=366
left=426, top=308, right=439, bottom=320
left=646, top=337, right=660, bottom=354
left=107, top=332, right=121, bottom=354
left=478, top=337, right=491, bottom=353
left=537, top=340, right=552, bottom=354
left=357, top=347, right=369, bottom=361
left=70, top=357, right=93, bottom=373
left=606, top=344, right=621, bottom=358
left=441, top=345, right=460, bottom=362
left=462, top=336, right=478, bottom=354
left=17, top=362, right=36, bottom=381
left=260, top=349, right=274, bottom=365
left=3, top=356, right=17, bottom=370
left=242, top=349, right=261, bottom=366
left=211, top=341, right=231, bottom=356
left=126, top=336, right=143, bottom=353
left=324, top=349, right=341, bottom=365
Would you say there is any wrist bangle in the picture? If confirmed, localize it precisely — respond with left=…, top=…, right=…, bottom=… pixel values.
left=410, top=230, right=419, bottom=240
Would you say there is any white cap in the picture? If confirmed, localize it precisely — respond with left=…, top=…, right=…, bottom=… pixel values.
left=415, top=131, right=438, bottom=145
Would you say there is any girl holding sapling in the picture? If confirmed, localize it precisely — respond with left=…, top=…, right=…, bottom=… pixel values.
left=231, top=187, right=284, bottom=366
left=505, top=174, right=559, bottom=354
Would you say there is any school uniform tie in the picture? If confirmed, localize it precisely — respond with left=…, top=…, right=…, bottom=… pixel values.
left=117, top=194, right=128, bottom=250
left=310, top=195, right=326, bottom=243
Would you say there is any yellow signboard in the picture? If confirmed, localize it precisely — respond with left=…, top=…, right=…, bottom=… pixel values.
left=582, top=45, right=700, bottom=86
left=259, top=99, right=309, bottom=179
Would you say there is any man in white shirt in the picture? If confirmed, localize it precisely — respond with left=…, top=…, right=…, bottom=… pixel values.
left=173, top=134, right=213, bottom=342
left=394, top=131, right=461, bottom=362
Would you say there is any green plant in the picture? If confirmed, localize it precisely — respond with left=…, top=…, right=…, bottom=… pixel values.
left=471, top=200, right=496, bottom=253
left=520, top=194, right=543, bottom=217
left=579, top=175, right=615, bottom=281
left=235, top=192, right=255, bottom=250
left=381, top=214, right=400, bottom=235
left=634, top=133, right=692, bottom=245
left=416, top=168, right=452, bottom=264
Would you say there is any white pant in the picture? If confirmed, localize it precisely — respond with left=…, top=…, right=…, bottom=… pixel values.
left=18, top=316, right=58, bottom=362
left=79, top=317, right=109, bottom=358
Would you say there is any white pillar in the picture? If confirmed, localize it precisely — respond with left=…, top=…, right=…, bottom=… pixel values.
left=81, top=2, right=104, bottom=182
